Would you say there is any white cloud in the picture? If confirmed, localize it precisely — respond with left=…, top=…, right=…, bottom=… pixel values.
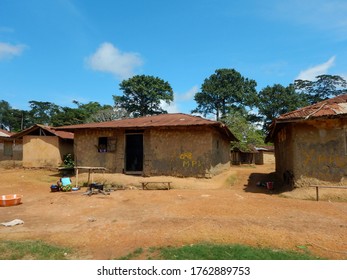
left=179, top=85, right=198, bottom=101
left=86, top=42, right=143, bottom=80
left=296, top=56, right=336, bottom=80
left=160, top=86, right=199, bottom=114
left=160, top=100, right=179, bottom=113
left=0, top=42, right=26, bottom=60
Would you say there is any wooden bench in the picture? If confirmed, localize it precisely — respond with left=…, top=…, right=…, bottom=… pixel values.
left=309, top=185, right=347, bottom=201
left=140, top=181, right=172, bottom=190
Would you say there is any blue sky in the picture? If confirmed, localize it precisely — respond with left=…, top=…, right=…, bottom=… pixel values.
left=1, top=0, right=347, bottom=114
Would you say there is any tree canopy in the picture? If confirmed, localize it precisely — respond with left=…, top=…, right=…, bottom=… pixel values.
left=2, top=70, right=347, bottom=149
left=257, top=84, right=308, bottom=129
left=223, top=110, right=265, bottom=152
left=191, top=68, right=258, bottom=121
left=47, top=101, right=113, bottom=126
left=294, top=74, right=347, bottom=104
left=0, top=100, right=113, bottom=131
left=0, top=100, right=15, bottom=130
left=28, top=101, right=61, bottom=126
left=0, top=100, right=31, bottom=131
left=113, top=75, right=174, bottom=117
left=87, top=107, right=128, bottom=123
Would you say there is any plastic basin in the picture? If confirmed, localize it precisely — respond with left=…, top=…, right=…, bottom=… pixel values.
left=0, top=194, right=22, bottom=207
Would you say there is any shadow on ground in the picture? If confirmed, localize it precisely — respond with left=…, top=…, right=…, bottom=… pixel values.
left=244, top=172, right=292, bottom=194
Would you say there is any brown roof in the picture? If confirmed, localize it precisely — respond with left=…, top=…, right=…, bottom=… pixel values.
left=56, top=113, right=238, bottom=141
left=256, top=145, right=274, bottom=152
left=266, top=94, right=347, bottom=143
left=0, top=129, right=13, bottom=137
left=278, top=93, right=347, bottom=121
left=12, top=124, right=74, bottom=140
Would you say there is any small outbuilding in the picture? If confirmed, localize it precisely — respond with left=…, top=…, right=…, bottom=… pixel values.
left=57, top=113, right=237, bottom=178
left=231, top=145, right=258, bottom=165
left=254, top=146, right=275, bottom=165
left=12, top=124, right=74, bottom=168
left=266, top=94, right=347, bottom=187
left=0, top=129, right=23, bottom=162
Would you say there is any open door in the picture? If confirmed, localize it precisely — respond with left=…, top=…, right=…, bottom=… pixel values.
left=125, top=133, right=143, bottom=173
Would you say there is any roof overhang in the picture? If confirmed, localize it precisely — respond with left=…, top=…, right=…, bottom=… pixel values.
left=265, top=114, right=347, bottom=143
left=12, top=124, right=74, bottom=140
left=55, top=114, right=239, bottom=142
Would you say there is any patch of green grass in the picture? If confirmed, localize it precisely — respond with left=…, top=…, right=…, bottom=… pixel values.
left=0, top=240, right=73, bottom=260
left=150, top=243, right=321, bottom=260
left=226, top=174, right=237, bottom=187
left=117, top=247, right=144, bottom=260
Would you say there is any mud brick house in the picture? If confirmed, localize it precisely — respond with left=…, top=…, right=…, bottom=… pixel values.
left=231, top=145, right=258, bottom=165
left=57, top=113, right=237, bottom=177
left=12, top=124, right=74, bottom=168
left=0, top=129, right=22, bottom=161
left=266, top=94, right=347, bottom=186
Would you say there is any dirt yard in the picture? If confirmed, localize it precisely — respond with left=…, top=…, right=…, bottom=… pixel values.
left=0, top=163, right=346, bottom=260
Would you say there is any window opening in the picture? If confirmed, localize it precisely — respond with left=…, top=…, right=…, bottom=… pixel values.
left=98, top=137, right=108, bottom=153
left=98, top=137, right=116, bottom=153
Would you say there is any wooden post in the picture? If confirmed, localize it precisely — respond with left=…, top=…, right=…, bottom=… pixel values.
left=316, top=186, right=319, bottom=201
left=87, top=169, right=91, bottom=186
left=75, top=168, right=79, bottom=188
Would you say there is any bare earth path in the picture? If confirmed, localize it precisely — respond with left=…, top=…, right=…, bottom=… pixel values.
left=0, top=163, right=346, bottom=259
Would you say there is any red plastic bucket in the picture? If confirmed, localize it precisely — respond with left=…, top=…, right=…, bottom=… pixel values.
left=266, top=182, right=274, bottom=190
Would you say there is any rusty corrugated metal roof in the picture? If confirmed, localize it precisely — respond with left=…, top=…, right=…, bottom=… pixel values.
left=266, top=93, right=347, bottom=143
left=12, top=124, right=74, bottom=140
left=56, top=113, right=217, bottom=129
left=0, top=129, right=13, bottom=137
left=42, top=125, right=74, bottom=140
left=55, top=113, right=238, bottom=141
left=278, top=93, right=347, bottom=121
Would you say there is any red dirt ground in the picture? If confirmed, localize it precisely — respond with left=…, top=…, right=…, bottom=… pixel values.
left=0, top=163, right=346, bottom=260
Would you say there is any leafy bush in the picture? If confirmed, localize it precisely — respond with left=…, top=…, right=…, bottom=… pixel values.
left=62, top=153, right=74, bottom=168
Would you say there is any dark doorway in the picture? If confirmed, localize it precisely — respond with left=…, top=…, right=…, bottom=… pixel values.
left=125, top=134, right=143, bottom=172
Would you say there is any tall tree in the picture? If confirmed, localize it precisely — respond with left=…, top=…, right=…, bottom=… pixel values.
left=50, top=106, right=86, bottom=126
left=51, top=101, right=112, bottom=126
left=87, top=108, right=129, bottom=123
left=113, top=75, right=174, bottom=117
left=223, top=110, right=264, bottom=152
left=191, top=68, right=258, bottom=121
left=28, top=101, right=60, bottom=126
left=0, top=99, right=116, bottom=129
left=0, top=100, right=30, bottom=131
left=72, top=100, right=112, bottom=117
left=0, top=100, right=13, bottom=130
left=8, top=109, right=31, bottom=131
left=294, top=74, right=347, bottom=104
left=257, top=84, right=307, bottom=129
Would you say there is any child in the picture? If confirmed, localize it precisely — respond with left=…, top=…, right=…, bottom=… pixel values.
left=57, top=175, right=73, bottom=192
